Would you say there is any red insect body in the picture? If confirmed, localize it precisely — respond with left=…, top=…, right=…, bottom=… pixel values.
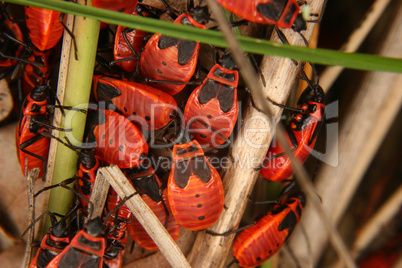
left=16, top=86, right=50, bottom=178
left=46, top=222, right=106, bottom=268
left=113, top=17, right=147, bottom=72
left=92, top=0, right=138, bottom=14
left=22, top=49, right=54, bottom=95
left=29, top=233, right=69, bottom=268
left=75, top=152, right=102, bottom=209
left=25, top=6, right=64, bottom=51
left=140, top=14, right=206, bottom=95
left=184, top=63, right=238, bottom=147
left=168, top=140, right=224, bottom=231
left=260, top=86, right=325, bottom=181
left=0, top=12, right=24, bottom=68
left=216, top=0, right=300, bottom=28
left=92, top=76, right=177, bottom=130
left=104, top=188, right=132, bottom=241
left=86, top=109, right=148, bottom=169
left=233, top=196, right=304, bottom=268
left=126, top=166, right=180, bottom=250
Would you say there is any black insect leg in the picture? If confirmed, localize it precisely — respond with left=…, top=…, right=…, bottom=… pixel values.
left=266, top=96, right=304, bottom=114
left=206, top=221, right=257, bottom=237
left=20, top=134, right=48, bottom=178
left=274, top=27, right=299, bottom=65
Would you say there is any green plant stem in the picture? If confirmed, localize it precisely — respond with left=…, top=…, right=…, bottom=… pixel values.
left=45, top=6, right=100, bottom=231
left=4, top=0, right=402, bottom=73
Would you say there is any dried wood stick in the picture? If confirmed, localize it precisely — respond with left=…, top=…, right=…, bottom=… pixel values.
left=320, top=0, right=392, bottom=90
left=87, top=170, right=110, bottom=220
left=288, top=3, right=402, bottom=264
left=21, top=167, right=39, bottom=268
left=99, top=165, right=190, bottom=268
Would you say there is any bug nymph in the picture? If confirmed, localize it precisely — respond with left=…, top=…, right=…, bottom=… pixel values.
left=139, top=2, right=209, bottom=95
left=232, top=195, right=305, bottom=267
left=85, top=108, right=149, bottom=169
left=92, top=75, right=178, bottom=130
left=184, top=53, right=239, bottom=148
left=125, top=164, right=180, bottom=250
left=259, top=70, right=325, bottom=182
left=46, top=217, right=106, bottom=268
left=167, top=139, right=224, bottom=231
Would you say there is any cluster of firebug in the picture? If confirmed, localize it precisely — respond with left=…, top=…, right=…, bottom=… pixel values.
left=0, top=0, right=327, bottom=267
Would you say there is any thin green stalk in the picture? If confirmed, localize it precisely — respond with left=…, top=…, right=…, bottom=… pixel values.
left=45, top=6, right=100, bottom=231
left=4, top=0, right=402, bottom=73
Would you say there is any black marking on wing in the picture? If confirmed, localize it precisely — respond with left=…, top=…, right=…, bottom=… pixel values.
left=37, top=249, right=59, bottom=267
left=58, top=246, right=102, bottom=267
left=198, top=80, right=234, bottom=113
left=96, top=80, right=121, bottom=101
left=158, top=35, right=179, bottom=49
left=178, top=39, right=197, bottom=65
left=192, top=156, right=211, bottom=183
left=257, top=0, right=287, bottom=22
left=283, top=3, right=298, bottom=24
left=199, top=80, right=219, bottom=104
left=278, top=210, right=298, bottom=241
left=174, top=159, right=192, bottom=188
left=85, top=109, right=107, bottom=143
left=217, top=84, right=235, bottom=113
left=213, top=68, right=235, bottom=82
left=133, top=175, right=162, bottom=202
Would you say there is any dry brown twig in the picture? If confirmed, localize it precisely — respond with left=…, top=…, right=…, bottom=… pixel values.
left=86, top=170, right=111, bottom=221
left=320, top=0, right=392, bottom=89
left=21, top=167, right=40, bottom=268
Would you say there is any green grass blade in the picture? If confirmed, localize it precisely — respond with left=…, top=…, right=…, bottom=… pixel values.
left=4, top=0, right=402, bottom=73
